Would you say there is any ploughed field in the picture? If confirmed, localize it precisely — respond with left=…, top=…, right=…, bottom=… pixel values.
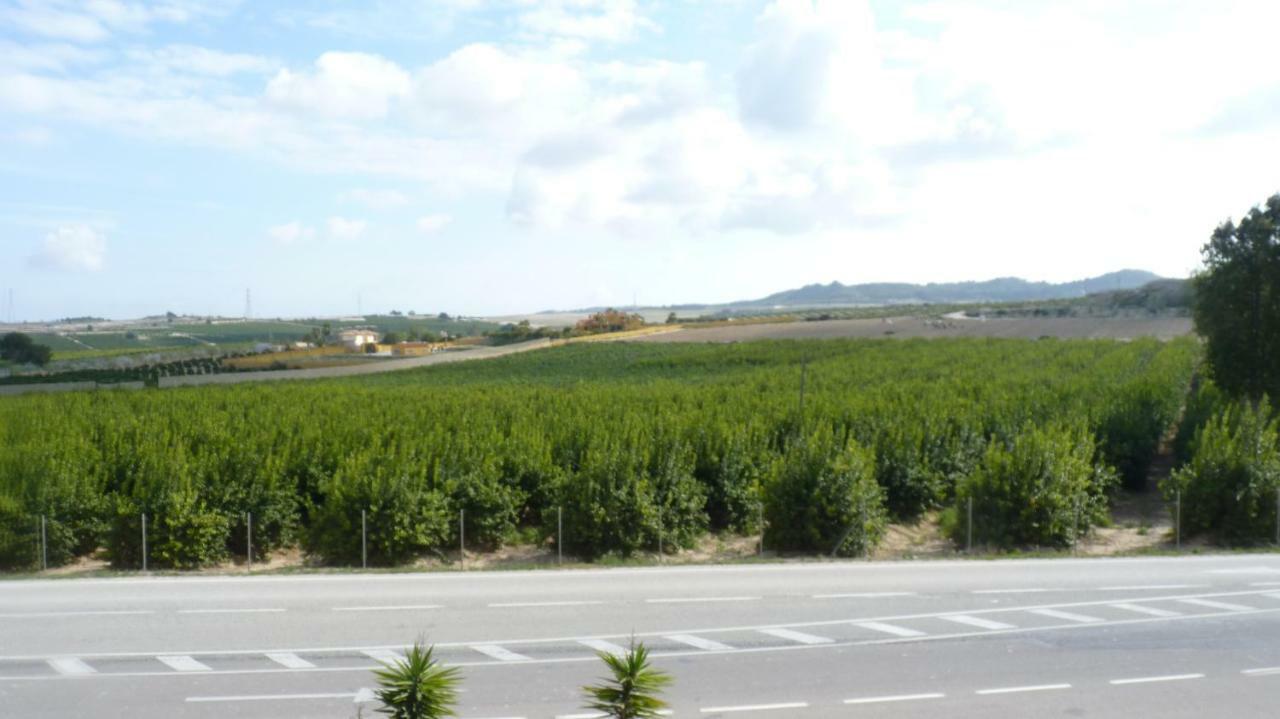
left=639, top=315, right=1193, bottom=342
left=0, top=337, right=1200, bottom=571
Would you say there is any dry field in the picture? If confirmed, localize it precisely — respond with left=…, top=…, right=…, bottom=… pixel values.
left=632, top=315, right=1194, bottom=343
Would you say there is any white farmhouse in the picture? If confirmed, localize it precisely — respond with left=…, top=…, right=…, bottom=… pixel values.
left=335, top=328, right=380, bottom=351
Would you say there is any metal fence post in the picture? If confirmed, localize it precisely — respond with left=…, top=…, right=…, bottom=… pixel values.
left=459, top=509, right=465, bottom=570
left=1175, top=490, right=1181, bottom=550
left=557, top=506, right=563, bottom=566
left=361, top=509, right=367, bottom=570
left=1275, top=488, right=1279, bottom=547
left=758, top=501, right=765, bottom=557
left=966, top=497, right=973, bottom=552
left=246, top=512, right=252, bottom=572
left=1072, top=499, right=1080, bottom=556
left=141, top=512, right=148, bottom=572
left=40, top=516, right=47, bottom=571
left=657, top=507, right=663, bottom=561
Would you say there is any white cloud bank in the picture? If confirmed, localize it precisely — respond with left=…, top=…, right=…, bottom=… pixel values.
left=28, top=224, right=106, bottom=271
left=416, top=214, right=451, bottom=233
left=326, top=216, right=367, bottom=240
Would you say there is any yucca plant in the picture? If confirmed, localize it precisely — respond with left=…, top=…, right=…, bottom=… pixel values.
left=373, top=641, right=461, bottom=719
left=582, top=640, right=671, bottom=719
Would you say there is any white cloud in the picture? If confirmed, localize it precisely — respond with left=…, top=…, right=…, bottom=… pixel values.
left=342, top=188, right=409, bottom=209
left=266, top=52, right=411, bottom=120
left=129, top=45, right=276, bottom=76
left=517, top=0, right=657, bottom=44
left=416, top=214, right=452, bottom=233
left=3, top=0, right=233, bottom=43
left=28, top=224, right=106, bottom=271
left=327, top=216, right=367, bottom=240
left=267, top=221, right=314, bottom=245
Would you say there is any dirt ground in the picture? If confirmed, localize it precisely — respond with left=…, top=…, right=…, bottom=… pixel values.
left=632, top=315, right=1193, bottom=343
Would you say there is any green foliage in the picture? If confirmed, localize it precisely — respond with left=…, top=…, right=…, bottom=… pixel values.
left=1163, top=399, right=1280, bottom=544
left=374, top=642, right=461, bottom=719
left=764, top=428, right=887, bottom=556
left=582, top=641, right=671, bottom=719
left=0, top=494, right=37, bottom=570
left=0, top=332, right=52, bottom=366
left=953, top=424, right=1116, bottom=549
left=1193, top=193, right=1280, bottom=402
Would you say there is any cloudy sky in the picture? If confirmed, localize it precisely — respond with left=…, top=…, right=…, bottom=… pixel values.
left=3, top=0, right=1279, bottom=320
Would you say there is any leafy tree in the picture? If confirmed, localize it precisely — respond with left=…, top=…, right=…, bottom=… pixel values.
left=1193, top=194, right=1280, bottom=402
left=374, top=641, right=461, bottom=719
left=582, top=641, right=671, bottom=719
left=665, top=312, right=678, bottom=324
left=383, top=331, right=404, bottom=345
left=0, top=332, right=52, bottom=366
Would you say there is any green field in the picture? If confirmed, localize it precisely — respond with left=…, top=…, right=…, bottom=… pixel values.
left=0, top=337, right=1201, bottom=570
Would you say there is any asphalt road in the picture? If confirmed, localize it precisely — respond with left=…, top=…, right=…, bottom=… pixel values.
left=4, top=554, right=1280, bottom=718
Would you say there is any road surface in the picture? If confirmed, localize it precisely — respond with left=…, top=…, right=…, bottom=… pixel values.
left=3, top=554, right=1280, bottom=717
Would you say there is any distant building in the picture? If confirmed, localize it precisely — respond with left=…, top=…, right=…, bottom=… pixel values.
left=336, top=329, right=379, bottom=351
left=391, top=341, right=444, bottom=357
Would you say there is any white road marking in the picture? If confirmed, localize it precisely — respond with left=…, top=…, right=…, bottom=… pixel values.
left=843, top=693, right=945, bottom=705
left=1265, top=593, right=1280, bottom=601
left=1110, top=673, right=1204, bottom=685
left=186, top=692, right=360, bottom=703
left=177, top=608, right=284, bottom=615
left=332, top=605, right=442, bottom=612
left=1028, top=608, right=1104, bottom=623
left=976, top=683, right=1071, bottom=695
left=1243, top=666, right=1280, bottom=676
left=700, top=702, right=808, bottom=713
left=1110, top=603, right=1180, bottom=617
left=972, top=588, right=1048, bottom=595
left=578, top=639, right=628, bottom=655
left=812, top=592, right=916, bottom=599
left=0, top=610, right=154, bottom=619
left=1178, top=598, right=1252, bottom=612
left=489, top=601, right=603, bottom=608
left=265, top=652, right=315, bottom=669
left=157, top=655, right=211, bottom=672
left=470, top=645, right=532, bottom=662
left=665, top=634, right=733, bottom=651
left=1098, top=584, right=1207, bottom=591
left=757, top=628, right=833, bottom=645
left=940, top=614, right=1015, bottom=630
left=1250, top=581, right=1280, bottom=587
left=853, top=621, right=927, bottom=638
left=46, top=658, right=95, bottom=676
left=361, top=650, right=405, bottom=665
left=646, top=596, right=759, bottom=604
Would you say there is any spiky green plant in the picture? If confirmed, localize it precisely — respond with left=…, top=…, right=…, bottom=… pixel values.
left=582, top=641, right=671, bottom=719
left=373, top=642, right=461, bottom=719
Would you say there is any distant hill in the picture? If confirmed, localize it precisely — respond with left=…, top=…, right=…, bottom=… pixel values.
left=736, top=270, right=1164, bottom=308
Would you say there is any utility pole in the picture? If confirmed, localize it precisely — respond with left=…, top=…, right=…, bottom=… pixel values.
left=244, top=288, right=252, bottom=320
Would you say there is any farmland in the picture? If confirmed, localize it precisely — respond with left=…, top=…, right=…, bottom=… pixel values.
left=0, top=337, right=1200, bottom=571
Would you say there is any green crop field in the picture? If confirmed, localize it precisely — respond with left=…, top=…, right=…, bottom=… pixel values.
left=0, top=337, right=1201, bottom=570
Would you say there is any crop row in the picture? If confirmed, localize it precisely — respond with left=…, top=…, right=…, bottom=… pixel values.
left=0, top=338, right=1200, bottom=570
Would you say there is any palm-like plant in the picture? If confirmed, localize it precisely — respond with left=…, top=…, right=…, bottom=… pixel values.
left=373, top=641, right=461, bottom=719
left=582, top=640, right=672, bottom=719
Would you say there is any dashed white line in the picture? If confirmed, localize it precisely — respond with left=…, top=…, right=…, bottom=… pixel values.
left=332, top=605, right=442, bottom=612
left=940, top=614, right=1016, bottom=630
left=186, top=692, right=360, bottom=703
left=757, top=628, right=833, bottom=645
left=157, top=655, right=211, bottom=672
left=265, top=652, right=316, bottom=669
left=1243, top=666, right=1280, bottom=677
left=665, top=634, right=733, bottom=651
left=853, top=621, right=927, bottom=638
left=972, top=588, right=1049, bottom=595
left=976, top=683, right=1071, bottom=695
left=0, top=610, right=154, bottom=619
left=812, top=592, right=916, bottom=599
left=578, top=639, right=628, bottom=656
left=646, top=596, right=760, bottom=604
left=1028, top=608, right=1104, bottom=623
left=489, top=601, right=603, bottom=608
left=1110, top=603, right=1180, bottom=618
left=1178, top=598, right=1252, bottom=612
left=1110, top=673, right=1204, bottom=685
left=361, top=649, right=405, bottom=665
left=700, top=701, right=808, bottom=713
left=1250, top=581, right=1280, bottom=587
left=46, top=658, right=95, bottom=676
left=843, top=692, right=945, bottom=705
left=1098, top=584, right=1206, bottom=591
left=470, top=645, right=532, bottom=662
left=177, top=608, right=284, bottom=615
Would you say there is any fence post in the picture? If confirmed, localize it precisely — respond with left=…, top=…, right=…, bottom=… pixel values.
left=859, top=494, right=868, bottom=559
left=758, top=501, right=765, bottom=557
left=40, top=516, right=47, bottom=571
left=557, top=506, right=563, bottom=566
left=361, top=509, right=367, bottom=570
left=657, top=507, right=663, bottom=561
left=1175, top=490, right=1181, bottom=550
left=966, top=497, right=973, bottom=553
left=459, top=509, right=465, bottom=570
left=141, top=512, right=148, bottom=572
left=1275, top=488, right=1279, bottom=547
left=246, top=512, right=252, bottom=572
left=1072, top=499, right=1080, bottom=556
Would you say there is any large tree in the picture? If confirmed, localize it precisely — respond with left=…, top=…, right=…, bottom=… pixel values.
left=0, top=332, right=52, bottom=366
left=1193, top=193, right=1280, bottom=402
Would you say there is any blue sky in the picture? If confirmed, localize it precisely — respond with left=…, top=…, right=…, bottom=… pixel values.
left=2, top=0, right=1279, bottom=320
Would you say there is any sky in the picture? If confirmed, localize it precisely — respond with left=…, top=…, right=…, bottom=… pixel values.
left=2, top=0, right=1280, bottom=321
